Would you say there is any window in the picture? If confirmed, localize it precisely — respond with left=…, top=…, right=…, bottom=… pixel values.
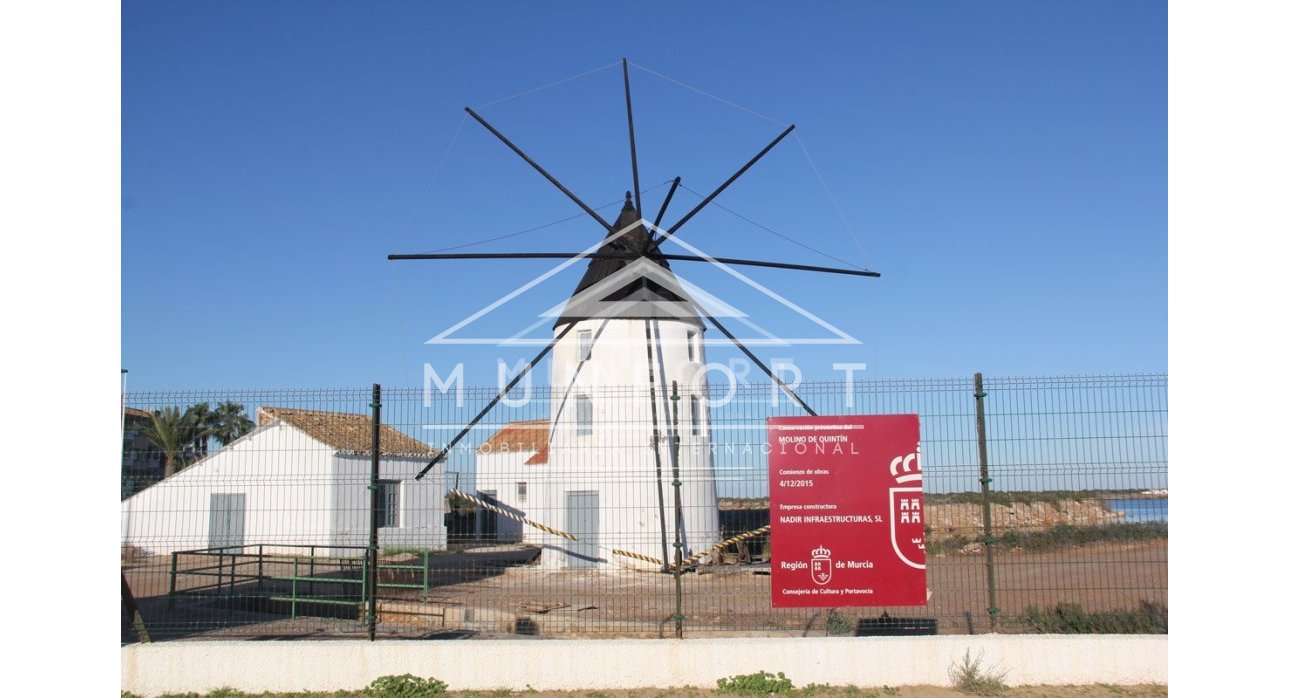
left=517, top=481, right=527, bottom=503
left=687, top=331, right=697, bottom=362
left=690, top=395, right=702, bottom=436
left=576, top=395, right=592, bottom=435
left=578, top=329, right=593, bottom=361
left=376, top=480, right=400, bottom=528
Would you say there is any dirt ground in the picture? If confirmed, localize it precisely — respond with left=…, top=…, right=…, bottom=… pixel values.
left=122, top=543, right=1168, bottom=696
left=488, top=688, right=1168, bottom=698
left=123, top=539, right=1167, bottom=640
left=126, top=685, right=1168, bottom=697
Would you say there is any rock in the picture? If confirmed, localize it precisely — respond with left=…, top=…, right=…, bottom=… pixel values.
left=927, top=499, right=1124, bottom=540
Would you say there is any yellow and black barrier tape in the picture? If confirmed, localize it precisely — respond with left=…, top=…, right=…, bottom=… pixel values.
left=611, top=549, right=665, bottom=566
left=448, top=489, right=577, bottom=541
left=681, top=524, right=772, bottom=567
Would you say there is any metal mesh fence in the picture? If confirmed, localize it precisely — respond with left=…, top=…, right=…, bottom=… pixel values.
left=121, top=374, right=1166, bottom=641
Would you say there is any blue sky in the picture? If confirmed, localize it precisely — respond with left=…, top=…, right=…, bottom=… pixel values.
left=13, top=2, right=1290, bottom=691
left=10, top=3, right=1290, bottom=690
left=121, top=0, right=1166, bottom=391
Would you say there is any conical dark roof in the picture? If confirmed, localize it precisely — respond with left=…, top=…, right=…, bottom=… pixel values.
left=554, top=192, right=704, bottom=328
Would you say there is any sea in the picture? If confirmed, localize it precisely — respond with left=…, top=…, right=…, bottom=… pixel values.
left=1104, top=498, right=1168, bottom=523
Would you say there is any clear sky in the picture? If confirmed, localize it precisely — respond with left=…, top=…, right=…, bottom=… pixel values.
left=120, top=0, right=1167, bottom=391
left=11, top=3, right=1290, bottom=693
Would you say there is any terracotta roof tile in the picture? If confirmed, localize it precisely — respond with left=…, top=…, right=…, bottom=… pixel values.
left=524, top=444, right=549, bottom=465
left=258, top=407, right=437, bottom=458
left=477, top=419, right=549, bottom=460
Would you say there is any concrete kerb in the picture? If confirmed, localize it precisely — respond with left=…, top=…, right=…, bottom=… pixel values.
left=121, top=635, right=1167, bottom=696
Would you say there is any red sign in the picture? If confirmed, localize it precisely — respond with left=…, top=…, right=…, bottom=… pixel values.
left=769, top=414, right=926, bottom=607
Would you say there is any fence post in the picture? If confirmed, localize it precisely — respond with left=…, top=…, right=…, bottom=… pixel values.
left=367, top=383, right=382, bottom=641
left=645, top=319, right=672, bottom=571
left=228, top=551, right=237, bottom=617
left=422, top=550, right=430, bottom=596
left=168, top=552, right=178, bottom=610
left=670, top=381, right=684, bottom=639
left=973, top=372, right=999, bottom=632
left=122, top=572, right=151, bottom=643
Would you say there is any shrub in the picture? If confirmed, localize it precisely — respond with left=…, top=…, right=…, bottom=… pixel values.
left=121, top=543, right=149, bottom=564
left=1016, top=521, right=1171, bottom=549
left=936, top=522, right=1167, bottom=555
left=948, top=649, right=1009, bottom=695
left=367, top=674, right=449, bottom=698
left=1025, top=601, right=1167, bottom=634
left=1006, top=522, right=1167, bottom=552
left=927, top=490, right=1134, bottom=506
left=716, top=671, right=794, bottom=694
left=825, top=609, right=853, bottom=636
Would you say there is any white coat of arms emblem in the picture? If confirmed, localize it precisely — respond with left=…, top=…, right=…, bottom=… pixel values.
left=810, top=545, right=832, bottom=585
left=888, top=445, right=927, bottom=570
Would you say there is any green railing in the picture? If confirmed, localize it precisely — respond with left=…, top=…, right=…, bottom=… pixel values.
left=272, top=554, right=368, bottom=619
left=167, top=544, right=436, bottom=619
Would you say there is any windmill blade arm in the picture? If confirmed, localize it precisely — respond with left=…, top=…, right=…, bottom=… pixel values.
left=388, top=251, right=879, bottom=278
left=414, top=322, right=576, bottom=480
left=465, top=107, right=614, bottom=232
left=389, top=252, right=586, bottom=261
left=649, top=177, right=682, bottom=247
left=701, top=310, right=817, bottom=417
left=658, top=254, right=879, bottom=278
left=622, top=59, right=643, bottom=218
left=658, top=124, right=795, bottom=245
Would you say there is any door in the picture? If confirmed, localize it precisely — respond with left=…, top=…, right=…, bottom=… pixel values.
left=208, top=493, right=246, bottom=550
left=565, top=490, right=599, bottom=567
left=479, top=490, right=498, bottom=541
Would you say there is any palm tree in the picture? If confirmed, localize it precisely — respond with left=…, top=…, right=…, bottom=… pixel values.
left=138, top=406, right=206, bottom=478
left=210, top=402, right=255, bottom=447
left=184, top=402, right=213, bottom=458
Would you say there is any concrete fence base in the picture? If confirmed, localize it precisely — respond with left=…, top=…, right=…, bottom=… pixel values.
left=121, top=636, right=1167, bottom=697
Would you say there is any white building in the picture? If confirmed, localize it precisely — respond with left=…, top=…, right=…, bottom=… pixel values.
left=120, top=407, right=447, bottom=557
left=476, top=196, right=721, bottom=570
left=474, top=419, right=548, bottom=543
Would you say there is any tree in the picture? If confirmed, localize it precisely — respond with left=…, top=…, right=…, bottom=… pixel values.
left=136, top=402, right=254, bottom=480
left=209, top=401, right=255, bottom=447
left=138, top=406, right=205, bottom=478
left=139, top=404, right=216, bottom=478
left=184, top=402, right=213, bottom=458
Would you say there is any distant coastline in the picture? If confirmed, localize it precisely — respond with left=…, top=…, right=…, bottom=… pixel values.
left=1105, top=496, right=1168, bottom=523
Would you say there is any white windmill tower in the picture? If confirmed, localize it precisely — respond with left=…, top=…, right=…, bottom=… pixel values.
left=535, top=192, right=720, bottom=569
left=394, top=59, right=879, bottom=571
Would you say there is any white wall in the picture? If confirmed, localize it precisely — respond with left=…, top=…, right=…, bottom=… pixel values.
left=542, top=318, right=720, bottom=569
left=122, top=636, right=1168, bottom=696
left=120, top=427, right=447, bottom=556
left=331, top=454, right=447, bottom=552
left=474, top=451, right=535, bottom=542
left=120, top=423, right=335, bottom=555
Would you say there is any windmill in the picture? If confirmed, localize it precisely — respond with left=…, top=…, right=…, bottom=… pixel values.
left=391, top=60, right=879, bottom=571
